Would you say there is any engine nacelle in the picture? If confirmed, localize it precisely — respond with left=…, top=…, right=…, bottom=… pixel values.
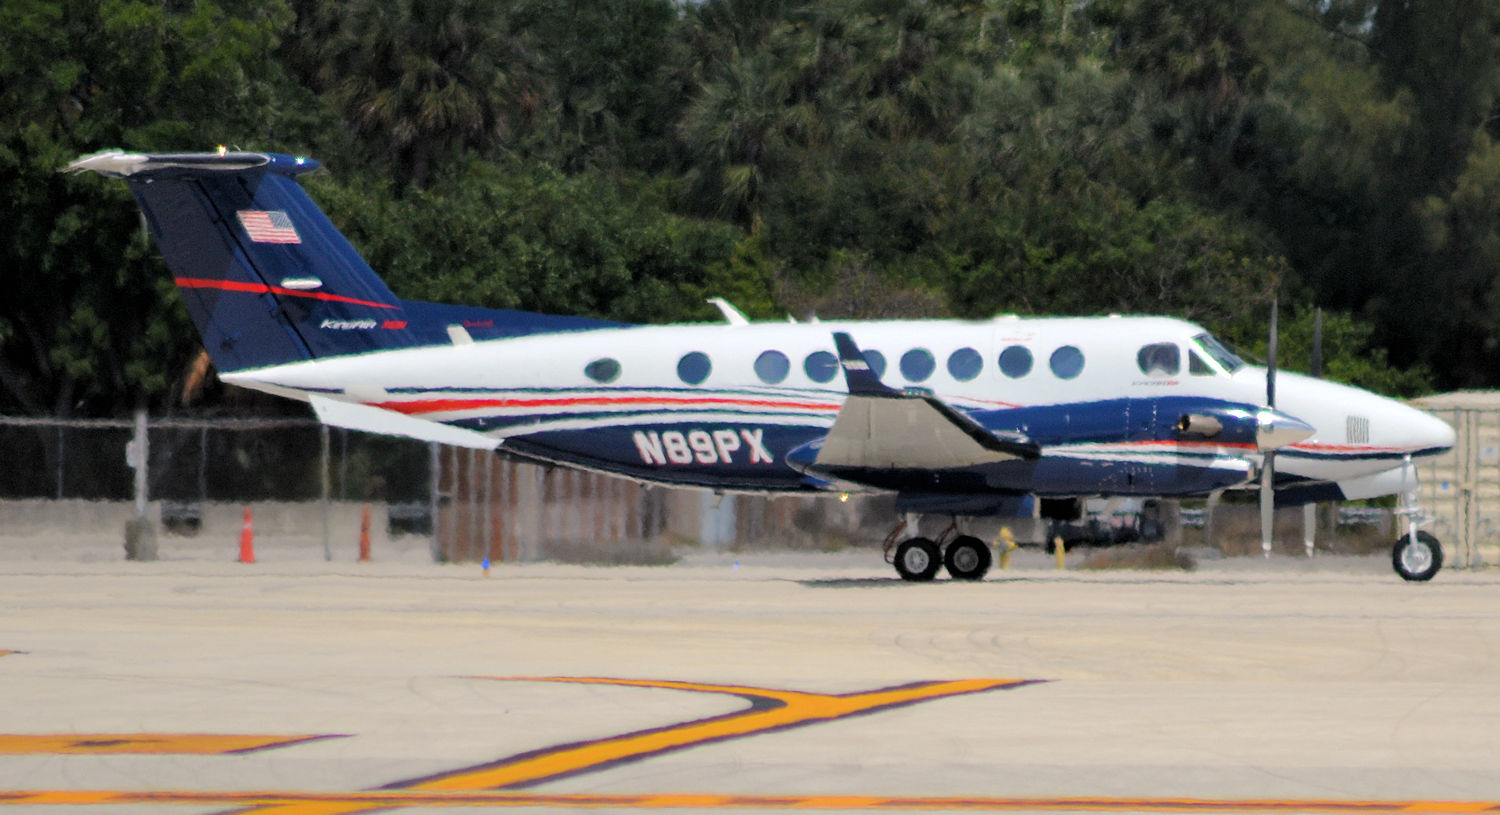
left=1176, top=413, right=1224, bottom=437
left=1173, top=406, right=1313, bottom=451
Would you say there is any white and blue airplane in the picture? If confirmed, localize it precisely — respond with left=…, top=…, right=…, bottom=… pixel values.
left=68, top=150, right=1457, bottom=581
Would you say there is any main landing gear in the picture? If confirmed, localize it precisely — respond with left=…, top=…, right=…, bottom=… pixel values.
left=883, top=517, right=992, bottom=582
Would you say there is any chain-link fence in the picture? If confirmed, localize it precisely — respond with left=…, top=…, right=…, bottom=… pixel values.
left=0, top=414, right=881, bottom=564
left=11, top=408, right=1477, bottom=567
left=0, top=415, right=430, bottom=504
left=0, top=414, right=439, bottom=562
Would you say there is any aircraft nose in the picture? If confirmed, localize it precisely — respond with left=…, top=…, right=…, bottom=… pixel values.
left=1256, top=408, right=1316, bottom=452
left=1409, top=407, right=1456, bottom=455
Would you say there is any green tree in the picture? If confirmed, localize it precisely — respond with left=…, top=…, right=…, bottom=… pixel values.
left=1, top=0, right=321, bottom=417
left=506, top=0, right=684, bottom=174
left=1222, top=305, right=1434, bottom=397
left=303, top=0, right=526, bottom=189
left=309, top=159, right=745, bottom=324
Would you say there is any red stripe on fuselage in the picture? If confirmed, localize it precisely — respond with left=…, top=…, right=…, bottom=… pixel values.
left=173, top=278, right=398, bottom=310
left=1286, top=442, right=1406, bottom=453
left=374, top=395, right=842, bottom=415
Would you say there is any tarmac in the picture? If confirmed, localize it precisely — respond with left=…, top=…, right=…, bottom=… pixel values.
left=2, top=537, right=1499, bottom=814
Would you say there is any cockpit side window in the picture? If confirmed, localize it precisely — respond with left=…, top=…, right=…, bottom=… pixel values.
left=1191, top=333, right=1245, bottom=373
left=1188, top=351, right=1214, bottom=375
left=1136, top=343, right=1180, bottom=376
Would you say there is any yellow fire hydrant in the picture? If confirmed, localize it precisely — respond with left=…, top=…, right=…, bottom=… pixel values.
left=996, top=526, right=1019, bottom=570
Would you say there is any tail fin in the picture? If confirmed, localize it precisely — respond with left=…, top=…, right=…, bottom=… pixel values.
left=68, top=150, right=415, bottom=372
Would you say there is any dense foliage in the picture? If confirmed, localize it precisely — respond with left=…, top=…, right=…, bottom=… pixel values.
left=5, top=0, right=1498, bottom=416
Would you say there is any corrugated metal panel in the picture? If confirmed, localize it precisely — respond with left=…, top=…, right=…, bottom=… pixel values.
left=1419, top=408, right=1500, bottom=569
left=434, top=452, right=879, bottom=564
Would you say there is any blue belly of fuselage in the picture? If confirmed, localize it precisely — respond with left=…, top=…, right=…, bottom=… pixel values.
left=490, top=395, right=1258, bottom=498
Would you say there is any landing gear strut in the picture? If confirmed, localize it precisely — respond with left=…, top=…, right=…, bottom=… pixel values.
left=1392, top=455, right=1443, bottom=582
left=884, top=516, right=992, bottom=582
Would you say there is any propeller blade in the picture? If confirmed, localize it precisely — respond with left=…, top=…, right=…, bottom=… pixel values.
left=1305, top=307, right=1323, bottom=558
left=1261, top=297, right=1279, bottom=558
left=1266, top=297, right=1278, bottom=408
left=1310, top=307, right=1323, bottom=380
left=1261, top=451, right=1274, bottom=557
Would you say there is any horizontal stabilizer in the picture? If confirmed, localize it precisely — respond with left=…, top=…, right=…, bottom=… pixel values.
left=311, top=396, right=499, bottom=450
left=67, top=150, right=301, bottom=177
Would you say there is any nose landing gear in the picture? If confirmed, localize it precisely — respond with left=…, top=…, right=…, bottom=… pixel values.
left=884, top=516, right=992, bottom=582
left=1392, top=530, right=1442, bottom=582
left=1392, top=455, right=1443, bottom=582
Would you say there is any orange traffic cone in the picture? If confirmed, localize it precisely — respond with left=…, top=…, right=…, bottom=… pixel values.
left=238, top=506, right=255, bottom=564
left=357, top=504, right=372, bottom=563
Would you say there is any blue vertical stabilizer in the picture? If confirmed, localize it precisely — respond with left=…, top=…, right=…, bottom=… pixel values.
left=68, top=150, right=630, bottom=371
left=69, top=151, right=415, bottom=372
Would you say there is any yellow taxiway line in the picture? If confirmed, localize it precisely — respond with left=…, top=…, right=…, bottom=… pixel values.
left=3, top=789, right=1498, bottom=812
left=11, top=678, right=1490, bottom=814
left=224, top=676, right=1036, bottom=815
left=0, top=734, right=341, bottom=756
left=404, top=677, right=1035, bottom=791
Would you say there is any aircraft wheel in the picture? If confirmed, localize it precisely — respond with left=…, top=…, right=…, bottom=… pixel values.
left=944, top=535, right=991, bottom=581
left=894, top=538, right=941, bottom=582
left=1392, top=530, right=1442, bottom=582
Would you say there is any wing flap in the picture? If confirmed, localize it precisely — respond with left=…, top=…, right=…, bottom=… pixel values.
left=813, top=333, right=1039, bottom=470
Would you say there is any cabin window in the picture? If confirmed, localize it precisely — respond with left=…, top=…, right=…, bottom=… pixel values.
left=677, top=351, right=712, bottom=385
left=1189, top=351, right=1214, bottom=375
left=804, top=350, right=839, bottom=383
left=584, top=358, right=620, bottom=384
left=900, top=348, right=935, bottom=382
left=947, top=347, right=983, bottom=381
left=1136, top=343, right=1180, bottom=376
left=863, top=350, right=886, bottom=379
left=1049, top=346, right=1084, bottom=379
left=754, top=350, right=790, bottom=384
left=998, top=345, right=1033, bottom=378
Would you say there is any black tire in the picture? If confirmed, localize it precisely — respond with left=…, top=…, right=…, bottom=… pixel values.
left=894, top=538, right=941, bottom=582
left=1392, top=530, right=1443, bottom=582
left=944, top=535, right=991, bottom=581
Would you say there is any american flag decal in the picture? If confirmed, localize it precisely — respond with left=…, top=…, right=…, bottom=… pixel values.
left=236, top=210, right=301, bottom=244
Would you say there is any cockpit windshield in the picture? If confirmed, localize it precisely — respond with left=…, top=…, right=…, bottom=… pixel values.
left=1191, top=333, right=1245, bottom=374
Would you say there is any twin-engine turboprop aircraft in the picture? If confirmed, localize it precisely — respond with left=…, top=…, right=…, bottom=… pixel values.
left=68, top=150, right=1457, bottom=581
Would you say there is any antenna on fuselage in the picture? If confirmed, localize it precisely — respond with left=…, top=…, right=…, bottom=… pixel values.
left=707, top=297, right=750, bottom=326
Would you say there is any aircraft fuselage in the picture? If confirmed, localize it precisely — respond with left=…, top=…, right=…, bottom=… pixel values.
left=227, top=315, right=1453, bottom=506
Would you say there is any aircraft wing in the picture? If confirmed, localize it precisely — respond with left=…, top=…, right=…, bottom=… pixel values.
left=812, top=333, right=1039, bottom=470
left=310, top=395, right=500, bottom=450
